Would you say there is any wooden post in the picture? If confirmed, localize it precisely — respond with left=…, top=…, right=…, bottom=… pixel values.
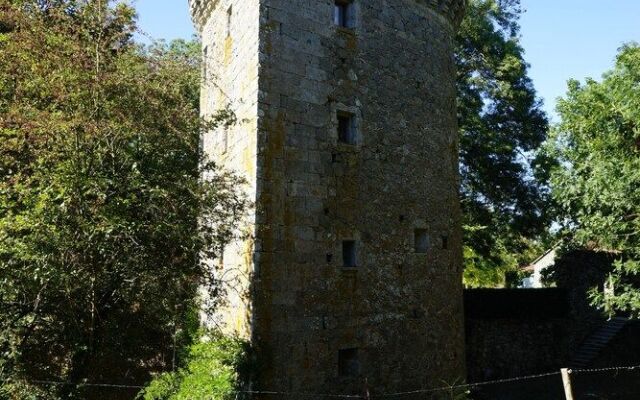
left=561, top=368, right=575, bottom=400
left=363, top=378, right=370, bottom=400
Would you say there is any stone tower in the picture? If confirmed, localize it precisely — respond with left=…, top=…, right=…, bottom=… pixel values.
left=190, top=0, right=467, bottom=395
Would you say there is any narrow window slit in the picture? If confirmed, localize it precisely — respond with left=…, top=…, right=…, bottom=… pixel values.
left=226, top=6, right=233, bottom=37
left=338, top=348, right=360, bottom=377
left=414, top=229, right=429, bottom=253
left=337, top=112, right=356, bottom=145
left=334, top=1, right=355, bottom=28
left=342, top=240, right=357, bottom=268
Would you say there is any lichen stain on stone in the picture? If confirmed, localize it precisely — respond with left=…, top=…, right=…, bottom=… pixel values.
left=242, top=144, right=254, bottom=177
left=224, top=35, right=233, bottom=66
left=256, top=108, right=287, bottom=312
left=263, top=112, right=295, bottom=252
left=261, top=21, right=279, bottom=55
left=230, top=235, right=254, bottom=338
left=344, top=32, right=358, bottom=52
left=261, top=109, right=285, bottom=179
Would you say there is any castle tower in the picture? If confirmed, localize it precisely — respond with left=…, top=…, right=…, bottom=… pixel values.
left=190, top=0, right=467, bottom=395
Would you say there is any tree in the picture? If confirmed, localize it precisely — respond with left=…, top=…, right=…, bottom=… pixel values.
left=0, top=1, right=247, bottom=398
left=456, top=0, right=551, bottom=287
left=547, top=44, right=640, bottom=316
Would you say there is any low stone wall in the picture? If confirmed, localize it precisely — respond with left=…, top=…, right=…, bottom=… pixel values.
left=466, top=317, right=570, bottom=381
left=467, top=319, right=640, bottom=400
left=465, top=252, right=640, bottom=397
left=465, top=289, right=571, bottom=381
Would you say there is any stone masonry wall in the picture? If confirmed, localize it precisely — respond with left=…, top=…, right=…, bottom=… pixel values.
left=192, top=0, right=466, bottom=396
left=253, top=0, right=465, bottom=395
left=197, top=0, right=260, bottom=338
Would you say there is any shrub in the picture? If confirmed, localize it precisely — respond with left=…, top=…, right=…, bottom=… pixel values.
left=139, top=336, right=254, bottom=400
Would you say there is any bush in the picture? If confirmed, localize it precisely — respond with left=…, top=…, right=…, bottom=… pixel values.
left=139, top=336, right=254, bottom=400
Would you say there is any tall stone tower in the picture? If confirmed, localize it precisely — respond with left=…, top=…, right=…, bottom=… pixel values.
left=190, top=0, right=466, bottom=395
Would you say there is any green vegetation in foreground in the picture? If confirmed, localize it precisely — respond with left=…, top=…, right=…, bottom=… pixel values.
left=0, top=1, right=247, bottom=398
left=139, top=335, right=254, bottom=400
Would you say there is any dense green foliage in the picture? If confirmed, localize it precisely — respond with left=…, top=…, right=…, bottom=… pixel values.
left=547, top=44, right=640, bottom=316
left=0, top=1, right=246, bottom=398
left=0, top=0, right=561, bottom=397
left=139, top=336, right=254, bottom=400
left=456, top=0, right=550, bottom=287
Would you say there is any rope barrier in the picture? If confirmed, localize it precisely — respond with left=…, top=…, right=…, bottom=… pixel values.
left=26, top=370, right=563, bottom=397
left=572, top=364, right=640, bottom=374
left=32, top=380, right=145, bottom=389
left=26, top=364, right=640, bottom=396
left=375, top=371, right=561, bottom=398
left=240, top=390, right=362, bottom=398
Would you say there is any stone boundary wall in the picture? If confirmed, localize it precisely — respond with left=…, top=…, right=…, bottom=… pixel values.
left=465, top=289, right=571, bottom=381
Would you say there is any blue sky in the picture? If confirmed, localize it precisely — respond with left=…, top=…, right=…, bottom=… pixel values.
left=134, top=0, right=640, bottom=121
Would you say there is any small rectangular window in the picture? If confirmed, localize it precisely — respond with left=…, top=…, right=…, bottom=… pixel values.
left=414, top=229, right=429, bottom=253
left=220, top=127, right=228, bottom=154
left=342, top=240, right=357, bottom=268
left=334, top=1, right=354, bottom=28
left=338, top=348, right=360, bottom=377
left=442, top=235, right=449, bottom=250
left=226, top=6, right=233, bottom=37
left=203, top=46, right=208, bottom=79
left=337, top=112, right=356, bottom=144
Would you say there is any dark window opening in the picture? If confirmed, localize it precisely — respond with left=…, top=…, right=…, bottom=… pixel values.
left=334, top=1, right=354, bottom=28
left=203, top=46, right=208, bottom=80
left=442, top=235, right=449, bottom=250
left=337, top=112, right=356, bottom=144
left=226, top=6, right=233, bottom=37
left=414, top=229, right=429, bottom=253
left=342, top=240, right=357, bottom=268
left=326, top=253, right=333, bottom=264
left=222, top=127, right=229, bottom=153
left=338, top=348, right=360, bottom=377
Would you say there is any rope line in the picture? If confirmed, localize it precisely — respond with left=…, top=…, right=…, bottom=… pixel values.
left=241, top=390, right=362, bottom=398
left=32, top=380, right=144, bottom=389
left=27, top=364, right=640, bottom=397
left=572, top=364, right=640, bottom=374
left=375, top=371, right=561, bottom=398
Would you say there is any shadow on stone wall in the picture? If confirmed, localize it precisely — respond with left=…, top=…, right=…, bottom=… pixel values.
left=465, top=250, right=640, bottom=399
left=464, top=288, right=571, bottom=382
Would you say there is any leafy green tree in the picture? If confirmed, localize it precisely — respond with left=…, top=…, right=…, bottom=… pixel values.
left=0, top=1, right=247, bottom=398
left=547, top=44, right=640, bottom=316
left=456, top=0, right=551, bottom=286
